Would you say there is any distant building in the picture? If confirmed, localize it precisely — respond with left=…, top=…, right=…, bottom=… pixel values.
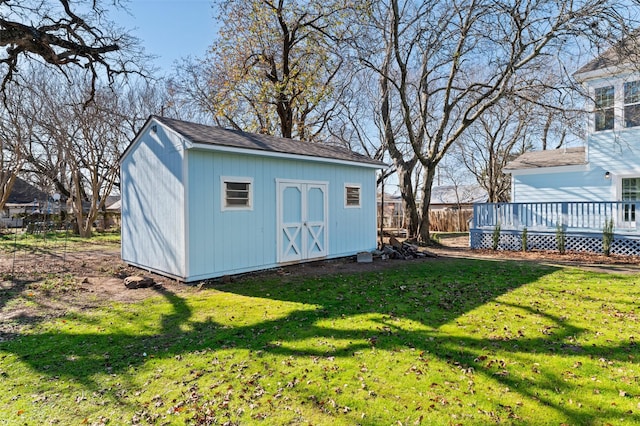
left=378, top=184, right=487, bottom=233
left=1, top=177, right=49, bottom=227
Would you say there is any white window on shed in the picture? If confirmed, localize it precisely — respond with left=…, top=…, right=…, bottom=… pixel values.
left=221, top=177, right=253, bottom=210
left=345, top=184, right=361, bottom=208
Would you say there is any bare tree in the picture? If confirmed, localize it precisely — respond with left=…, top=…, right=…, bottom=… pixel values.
left=18, top=67, right=162, bottom=237
left=0, top=0, right=145, bottom=100
left=0, top=81, right=41, bottom=212
left=170, top=0, right=352, bottom=141
left=455, top=101, right=533, bottom=203
left=353, top=0, right=637, bottom=242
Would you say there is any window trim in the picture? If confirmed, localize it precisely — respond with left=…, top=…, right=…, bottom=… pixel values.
left=624, top=80, right=640, bottom=128
left=619, top=176, right=640, bottom=222
left=594, top=85, right=615, bottom=132
left=221, top=176, right=253, bottom=211
left=344, top=183, right=361, bottom=208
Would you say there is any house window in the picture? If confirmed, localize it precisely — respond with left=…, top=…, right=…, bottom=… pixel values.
left=221, top=177, right=253, bottom=210
left=345, top=184, right=361, bottom=208
left=624, top=81, right=640, bottom=128
left=594, top=86, right=614, bottom=131
left=622, top=177, right=640, bottom=221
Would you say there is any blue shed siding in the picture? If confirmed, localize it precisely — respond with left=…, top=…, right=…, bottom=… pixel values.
left=185, top=149, right=378, bottom=280
left=121, top=125, right=187, bottom=278
left=186, top=151, right=273, bottom=278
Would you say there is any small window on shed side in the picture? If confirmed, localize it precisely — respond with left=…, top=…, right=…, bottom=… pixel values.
left=345, top=184, right=361, bottom=208
left=221, top=177, right=253, bottom=211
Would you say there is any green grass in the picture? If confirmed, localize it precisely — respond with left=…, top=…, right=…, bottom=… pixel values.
left=0, top=229, right=120, bottom=253
left=1, top=258, right=640, bottom=425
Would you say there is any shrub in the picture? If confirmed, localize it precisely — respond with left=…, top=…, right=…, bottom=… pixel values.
left=602, top=217, right=614, bottom=256
left=492, top=223, right=501, bottom=250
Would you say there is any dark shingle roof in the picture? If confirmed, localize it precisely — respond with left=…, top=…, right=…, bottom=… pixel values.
left=7, top=177, right=48, bottom=203
left=504, top=146, right=586, bottom=171
left=152, top=116, right=385, bottom=167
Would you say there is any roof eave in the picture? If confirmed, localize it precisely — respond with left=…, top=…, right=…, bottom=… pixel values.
left=573, top=63, right=637, bottom=83
left=120, top=116, right=152, bottom=164
left=120, top=116, right=191, bottom=164
left=505, top=163, right=589, bottom=176
left=190, top=142, right=387, bottom=169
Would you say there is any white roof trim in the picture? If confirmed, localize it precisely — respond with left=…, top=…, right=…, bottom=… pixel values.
left=574, top=63, right=637, bottom=82
left=506, top=163, right=589, bottom=176
left=120, top=118, right=190, bottom=164
left=189, top=142, right=386, bottom=169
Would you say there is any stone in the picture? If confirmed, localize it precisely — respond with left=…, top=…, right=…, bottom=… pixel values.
left=124, top=275, right=155, bottom=289
left=357, top=251, right=373, bottom=263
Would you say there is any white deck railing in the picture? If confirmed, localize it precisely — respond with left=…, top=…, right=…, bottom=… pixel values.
left=473, top=201, right=640, bottom=233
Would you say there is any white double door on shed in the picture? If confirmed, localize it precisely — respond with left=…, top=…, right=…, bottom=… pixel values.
left=277, top=180, right=328, bottom=263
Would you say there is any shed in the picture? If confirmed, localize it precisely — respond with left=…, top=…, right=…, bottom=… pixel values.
left=120, top=116, right=385, bottom=282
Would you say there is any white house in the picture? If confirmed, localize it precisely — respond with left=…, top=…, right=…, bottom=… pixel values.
left=120, top=116, right=385, bottom=282
left=504, top=38, right=640, bottom=203
left=471, top=36, right=640, bottom=254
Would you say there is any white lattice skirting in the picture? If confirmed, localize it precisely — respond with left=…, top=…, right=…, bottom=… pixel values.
left=470, top=229, right=640, bottom=256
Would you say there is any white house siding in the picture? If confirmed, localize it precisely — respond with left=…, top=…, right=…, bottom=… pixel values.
left=512, top=168, right=611, bottom=203
left=121, top=124, right=187, bottom=278
left=589, top=129, right=640, bottom=200
left=185, top=149, right=378, bottom=280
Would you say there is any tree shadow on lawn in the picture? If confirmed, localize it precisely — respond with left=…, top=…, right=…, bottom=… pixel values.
left=1, top=257, right=637, bottom=423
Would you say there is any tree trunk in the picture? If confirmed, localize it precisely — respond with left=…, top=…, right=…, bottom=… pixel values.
left=416, top=165, right=437, bottom=243
left=397, top=164, right=419, bottom=237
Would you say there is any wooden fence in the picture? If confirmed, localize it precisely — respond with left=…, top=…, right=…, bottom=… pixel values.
left=378, top=208, right=472, bottom=233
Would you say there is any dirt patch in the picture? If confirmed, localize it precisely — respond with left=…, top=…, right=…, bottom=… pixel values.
left=1, top=237, right=639, bottom=339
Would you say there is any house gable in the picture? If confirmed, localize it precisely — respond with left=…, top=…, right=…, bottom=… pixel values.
left=5, top=177, right=49, bottom=204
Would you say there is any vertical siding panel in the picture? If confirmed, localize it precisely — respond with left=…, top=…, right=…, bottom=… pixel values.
left=181, top=149, right=379, bottom=281
left=121, top=126, right=186, bottom=278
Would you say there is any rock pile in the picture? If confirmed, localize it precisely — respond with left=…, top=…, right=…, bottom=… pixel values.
left=378, top=236, right=437, bottom=260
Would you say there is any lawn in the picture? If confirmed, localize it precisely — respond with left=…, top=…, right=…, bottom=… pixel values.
left=0, top=229, right=120, bottom=253
left=1, top=257, right=639, bottom=425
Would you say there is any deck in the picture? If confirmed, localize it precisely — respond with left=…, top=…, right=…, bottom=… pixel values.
left=471, top=201, right=640, bottom=255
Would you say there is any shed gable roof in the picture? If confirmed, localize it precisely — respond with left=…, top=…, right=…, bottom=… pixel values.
left=149, top=115, right=385, bottom=167
left=504, top=146, right=586, bottom=172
